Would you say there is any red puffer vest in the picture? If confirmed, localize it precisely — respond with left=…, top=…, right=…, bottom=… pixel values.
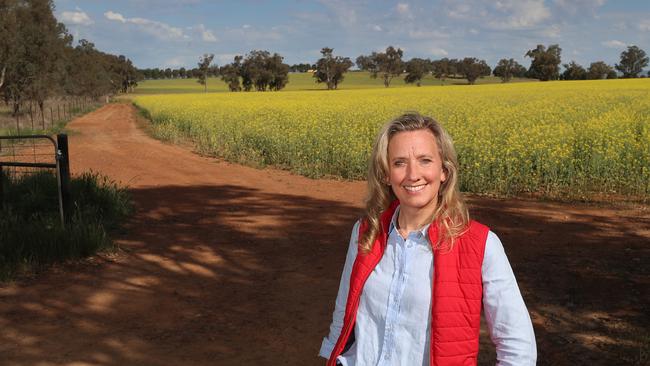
left=327, top=200, right=489, bottom=366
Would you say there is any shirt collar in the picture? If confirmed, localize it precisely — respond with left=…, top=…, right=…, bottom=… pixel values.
left=388, top=205, right=431, bottom=239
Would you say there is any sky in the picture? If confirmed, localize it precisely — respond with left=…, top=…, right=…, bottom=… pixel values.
left=53, top=0, right=650, bottom=71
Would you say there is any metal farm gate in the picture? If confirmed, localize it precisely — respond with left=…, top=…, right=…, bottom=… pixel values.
left=0, top=134, right=71, bottom=225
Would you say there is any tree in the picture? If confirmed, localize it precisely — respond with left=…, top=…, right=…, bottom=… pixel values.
left=492, top=58, right=526, bottom=82
left=404, top=58, right=430, bottom=86
left=220, top=55, right=243, bottom=91
left=2, top=0, right=70, bottom=117
left=431, top=58, right=453, bottom=83
left=289, top=63, right=313, bottom=72
left=0, top=0, right=19, bottom=91
left=197, top=53, right=214, bottom=92
left=457, top=57, right=491, bottom=85
left=586, top=61, right=614, bottom=80
left=313, top=47, right=353, bottom=90
left=525, top=44, right=562, bottom=81
left=615, top=45, right=649, bottom=78
left=561, top=61, right=587, bottom=80
left=224, top=50, right=289, bottom=92
left=356, top=46, right=404, bottom=87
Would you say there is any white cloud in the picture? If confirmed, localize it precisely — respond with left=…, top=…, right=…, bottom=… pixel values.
left=469, top=28, right=479, bottom=35
left=60, top=10, right=93, bottom=26
left=408, top=30, right=450, bottom=40
left=196, top=24, right=217, bottom=42
left=104, top=11, right=125, bottom=23
left=104, top=11, right=186, bottom=40
left=540, top=24, right=561, bottom=38
left=602, top=40, right=627, bottom=48
left=489, top=0, right=550, bottom=29
left=445, top=2, right=474, bottom=19
left=164, top=56, right=190, bottom=68
left=215, top=53, right=239, bottom=64
left=429, top=47, right=449, bottom=57
left=396, top=3, right=412, bottom=18
left=554, top=0, right=605, bottom=14
left=318, top=0, right=357, bottom=27
left=372, top=24, right=382, bottom=31
left=639, top=19, right=650, bottom=32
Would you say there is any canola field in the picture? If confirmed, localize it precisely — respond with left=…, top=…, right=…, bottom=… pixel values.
left=133, top=79, right=650, bottom=200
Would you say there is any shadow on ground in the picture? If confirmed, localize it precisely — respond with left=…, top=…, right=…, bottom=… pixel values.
left=1, top=185, right=648, bottom=365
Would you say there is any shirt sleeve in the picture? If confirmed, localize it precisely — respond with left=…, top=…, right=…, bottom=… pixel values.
left=482, top=231, right=537, bottom=366
left=319, top=219, right=360, bottom=359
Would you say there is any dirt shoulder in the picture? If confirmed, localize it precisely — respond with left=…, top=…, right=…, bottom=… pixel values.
left=1, top=103, right=648, bottom=365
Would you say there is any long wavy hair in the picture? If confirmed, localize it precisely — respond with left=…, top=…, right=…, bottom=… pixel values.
left=360, top=112, right=469, bottom=253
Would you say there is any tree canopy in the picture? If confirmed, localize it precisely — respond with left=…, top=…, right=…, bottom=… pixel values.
left=0, top=0, right=140, bottom=116
left=404, top=58, right=430, bottom=86
left=458, top=58, right=491, bottom=85
left=313, top=47, right=353, bottom=90
left=219, top=50, right=289, bottom=92
left=197, top=53, right=214, bottom=92
left=525, top=44, right=562, bottom=81
left=615, top=45, right=649, bottom=78
left=356, top=46, right=404, bottom=87
left=561, top=61, right=587, bottom=80
left=493, top=58, right=526, bottom=82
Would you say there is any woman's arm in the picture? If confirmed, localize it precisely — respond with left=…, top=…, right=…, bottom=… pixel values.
left=318, top=220, right=360, bottom=359
left=482, top=231, right=537, bottom=365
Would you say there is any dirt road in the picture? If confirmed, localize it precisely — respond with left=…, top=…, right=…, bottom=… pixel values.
left=1, top=103, right=648, bottom=365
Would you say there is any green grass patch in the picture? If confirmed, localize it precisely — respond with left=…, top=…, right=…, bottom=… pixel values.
left=0, top=170, right=132, bottom=280
left=134, top=72, right=533, bottom=94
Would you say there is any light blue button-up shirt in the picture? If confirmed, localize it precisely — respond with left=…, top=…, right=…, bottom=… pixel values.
left=319, top=207, right=537, bottom=365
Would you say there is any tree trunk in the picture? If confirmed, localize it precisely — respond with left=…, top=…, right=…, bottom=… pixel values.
left=0, top=66, right=5, bottom=90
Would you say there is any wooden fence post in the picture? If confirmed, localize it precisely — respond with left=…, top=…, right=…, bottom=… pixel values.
left=0, top=165, right=4, bottom=209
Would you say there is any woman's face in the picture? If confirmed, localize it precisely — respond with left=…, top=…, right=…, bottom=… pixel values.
left=387, top=129, right=446, bottom=216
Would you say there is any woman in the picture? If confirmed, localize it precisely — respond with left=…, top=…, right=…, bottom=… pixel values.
left=319, top=113, right=536, bottom=365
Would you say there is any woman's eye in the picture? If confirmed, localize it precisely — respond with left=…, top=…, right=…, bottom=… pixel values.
left=393, top=160, right=405, bottom=166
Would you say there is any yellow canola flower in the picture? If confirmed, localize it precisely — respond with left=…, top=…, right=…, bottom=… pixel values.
left=134, top=79, right=650, bottom=199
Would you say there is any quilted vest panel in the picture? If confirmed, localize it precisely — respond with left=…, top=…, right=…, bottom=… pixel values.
left=327, top=200, right=488, bottom=366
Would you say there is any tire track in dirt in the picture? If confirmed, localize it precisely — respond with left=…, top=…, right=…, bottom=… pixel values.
left=1, top=103, right=648, bottom=365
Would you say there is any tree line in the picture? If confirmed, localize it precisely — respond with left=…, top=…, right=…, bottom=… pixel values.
left=0, top=0, right=139, bottom=117
left=141, top=43, right=648, bottom=91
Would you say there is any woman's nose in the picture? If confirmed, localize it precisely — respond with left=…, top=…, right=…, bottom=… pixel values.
left=406, top=161, right=419, bottom=180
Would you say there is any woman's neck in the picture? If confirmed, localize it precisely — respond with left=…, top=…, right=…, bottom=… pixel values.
left=397, top=205, right=436, bottom=236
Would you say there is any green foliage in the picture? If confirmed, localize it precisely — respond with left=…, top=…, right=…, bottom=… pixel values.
left=587, top=61, right=615, bottom=80
left=313, top=47, right=353, bottom=90
left=197, top=53, right=214, bottom=92
left=525, top=44, right=562, bottom=81
left=562, top=61, right=587, bottom=80
left=134, top=73, right=530, bottom=94
left=615, top=45, right=649, bottom=78
left=218, top=50, right=290, bottom=92
left=0, top=170, right=131, bottom=279
left=356, top=46, right=404, bottom=87
left=493, top=58, right=526, bottom=82
left=404, top=58, right=431, bottom=86
left=458, top=57, right=491, bottom=85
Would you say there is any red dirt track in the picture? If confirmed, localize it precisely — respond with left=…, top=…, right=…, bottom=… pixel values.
left=1, top=103, right=648, bottom=365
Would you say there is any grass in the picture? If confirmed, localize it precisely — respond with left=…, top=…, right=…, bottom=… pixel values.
left=134, top=72, right=533, bottom=94
left=0, top=170, right=132, bottom=280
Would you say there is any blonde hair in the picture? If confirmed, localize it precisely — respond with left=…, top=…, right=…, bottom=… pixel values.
left=360, top=112, right=469, bottom=253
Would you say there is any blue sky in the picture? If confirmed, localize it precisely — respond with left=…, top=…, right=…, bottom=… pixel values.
left=53, top=0, right=650, bottom=71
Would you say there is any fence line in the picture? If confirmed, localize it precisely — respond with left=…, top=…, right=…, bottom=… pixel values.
left=3, top=97, right=105, bottom=135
